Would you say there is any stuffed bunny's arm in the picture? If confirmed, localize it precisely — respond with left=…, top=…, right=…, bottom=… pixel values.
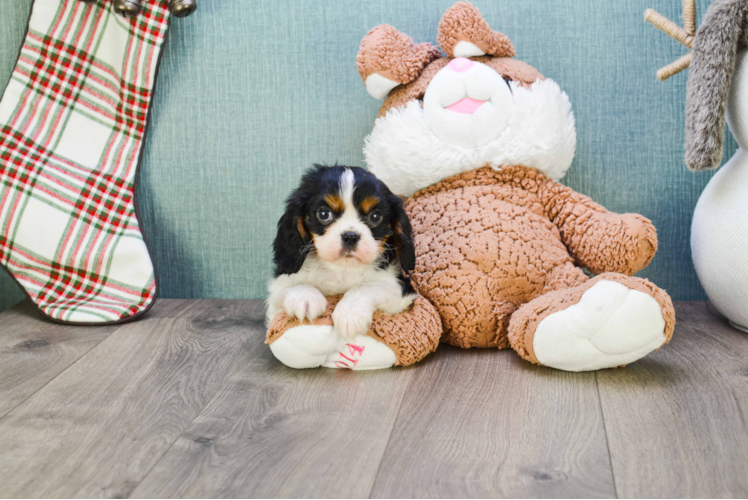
left=541, top=182, right=658, bottom=276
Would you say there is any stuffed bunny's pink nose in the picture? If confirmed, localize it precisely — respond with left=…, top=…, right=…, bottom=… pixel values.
left=447, top=57, right=473, bottom=72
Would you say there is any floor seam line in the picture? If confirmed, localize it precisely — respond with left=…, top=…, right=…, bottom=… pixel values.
left=367, top=370, right=415, bottom=499
left=596, top=371, right=620, bottom=499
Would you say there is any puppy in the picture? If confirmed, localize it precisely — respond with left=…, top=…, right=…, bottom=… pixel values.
left=267, top=164, right=416, bottom=340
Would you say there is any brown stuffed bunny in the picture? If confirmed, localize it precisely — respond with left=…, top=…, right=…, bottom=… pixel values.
left=267, top=2, right=676, bottom=372
left=359, top=2, right=676, bottom=371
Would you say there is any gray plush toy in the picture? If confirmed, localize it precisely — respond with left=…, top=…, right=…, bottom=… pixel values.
left=685, top=0, right=748, bottom=331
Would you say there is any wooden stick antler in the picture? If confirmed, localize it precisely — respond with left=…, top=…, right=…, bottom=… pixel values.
left=644, top=0, right=697, bottom=81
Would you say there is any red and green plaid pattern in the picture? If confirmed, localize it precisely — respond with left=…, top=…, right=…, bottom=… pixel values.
left=0, top=0, right=171, bottom=323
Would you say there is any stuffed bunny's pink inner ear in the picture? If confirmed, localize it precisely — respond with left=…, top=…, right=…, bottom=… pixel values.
left=365, top=73, right=400, bottom=99
left=453, top=41, right=485, bottom=57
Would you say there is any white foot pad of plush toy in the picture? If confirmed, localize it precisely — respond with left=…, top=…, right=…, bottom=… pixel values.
left=533, top=280, right=667, bottom=372
left=269, top=325, right=397, bottom=370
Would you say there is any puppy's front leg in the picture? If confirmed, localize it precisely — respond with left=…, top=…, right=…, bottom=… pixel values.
left=333, top=280, right=414, bottom=340
left=332, top=289, right=377, bottom=340
left=272, top=285, right=328, bottom=324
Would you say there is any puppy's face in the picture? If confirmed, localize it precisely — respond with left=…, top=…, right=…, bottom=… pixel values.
left=308, top=168, right=389, bottom=266
left=273, top=165, right=415, bottom=276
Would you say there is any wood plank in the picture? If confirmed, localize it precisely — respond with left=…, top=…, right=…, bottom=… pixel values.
left=597, top=301, right=748, bottom=498
left=370, top=346, right=616, bottom=499
left=131, top=341, right=417, bottom=498
left=0, top=300, right=119, bottom=417
left=0, top=299, right=265, bottom=498
left=0, top=299, right=208, bottom=418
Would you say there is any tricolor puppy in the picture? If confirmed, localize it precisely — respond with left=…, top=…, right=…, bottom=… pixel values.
left=267, top=165, right=416, bottom=339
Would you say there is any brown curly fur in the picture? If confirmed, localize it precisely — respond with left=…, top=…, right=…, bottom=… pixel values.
left=266, top=294, right=442, bottom=367
left=356, top=24, right=442, bottom=84
left=405, top=166, right=665, bottom=349
left=437, top=1, right=515, bottom=58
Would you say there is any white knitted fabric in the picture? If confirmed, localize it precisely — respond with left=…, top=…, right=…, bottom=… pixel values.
left=691, top=48, right=748, bottom=331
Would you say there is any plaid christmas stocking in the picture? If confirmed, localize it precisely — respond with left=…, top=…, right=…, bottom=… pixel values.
left=0, top=0, right=171, bottom=323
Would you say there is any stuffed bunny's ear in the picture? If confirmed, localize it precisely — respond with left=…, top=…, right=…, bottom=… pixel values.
left=686, top=0, right=748, bottom=171
left=357, top=24, right=442, bottom=99
left=437, top=2, right=515, bottom=58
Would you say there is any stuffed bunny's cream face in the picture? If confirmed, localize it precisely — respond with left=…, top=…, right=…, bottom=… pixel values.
left=358, top=8, right=577, bottom=198
left=423, top=58, right=514, bottom=148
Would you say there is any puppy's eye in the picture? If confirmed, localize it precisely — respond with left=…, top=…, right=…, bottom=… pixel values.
left=317, top=207, right=333, bottom=224
left=368, top=210, right=383, bottom=226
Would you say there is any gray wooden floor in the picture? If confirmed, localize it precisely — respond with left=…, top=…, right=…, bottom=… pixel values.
left=0, top=299, right=746, bottom=498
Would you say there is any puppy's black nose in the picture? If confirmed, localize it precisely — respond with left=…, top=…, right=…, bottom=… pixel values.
left=341, top=231, right=360, bottom=248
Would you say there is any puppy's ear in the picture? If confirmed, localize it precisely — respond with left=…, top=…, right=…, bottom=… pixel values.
left=273, top=196, right=311, bottom=277
left=389, top=194, right=416, bottom=273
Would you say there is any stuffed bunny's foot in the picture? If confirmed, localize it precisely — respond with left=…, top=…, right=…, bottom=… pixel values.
left=509, top=275, right=675, bottom=372
left=269, top=324, right=397, bottom=370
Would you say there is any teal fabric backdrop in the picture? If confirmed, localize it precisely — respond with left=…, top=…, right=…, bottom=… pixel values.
left=0, top=0, right=737, bottom=312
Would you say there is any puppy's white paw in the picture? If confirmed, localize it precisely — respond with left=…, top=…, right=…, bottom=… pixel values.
left=283, top=285, right=328, bottom=322
left=332, top=299, right=374, bottom=340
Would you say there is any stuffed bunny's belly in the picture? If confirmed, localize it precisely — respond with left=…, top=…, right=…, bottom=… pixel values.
left=408, top=186, right=574, bottom=348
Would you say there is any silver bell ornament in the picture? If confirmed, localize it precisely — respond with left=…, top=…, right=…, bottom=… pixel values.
left=114, top=0, right=141, bottom=18
left=169, top=0, right=197, bottom=18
